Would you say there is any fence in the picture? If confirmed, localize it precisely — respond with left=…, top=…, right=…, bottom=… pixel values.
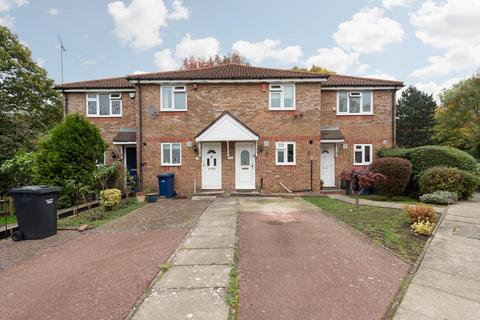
left=1, top=195, right=15, bottom=238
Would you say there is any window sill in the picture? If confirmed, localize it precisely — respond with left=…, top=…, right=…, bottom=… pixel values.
left=269, top=108, right=296, bottom=111
left=160, top=109, right=187, bottom=112
left=336, top=113, right=373, bottom=116
left=161, top=164, right=182, bottom=167
left=353, top=163, right=372, bottom=166
left=276, top=163, right=296, bottom=166
left=87, top=115, right=122, bottom=118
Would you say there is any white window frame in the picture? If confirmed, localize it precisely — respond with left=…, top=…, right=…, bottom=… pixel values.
left=353, top=144, right=373, bottom=165
left=160, top=85, right=187, bottom=111
left=336, top=91, right=373, bottom=115
left=161, top=143, right=182, bottom=166
left=269, top=83, right=296, bottom=110
left=86, top=93, right=122, bottom=117
left=275, top=142, right=296, bottom=165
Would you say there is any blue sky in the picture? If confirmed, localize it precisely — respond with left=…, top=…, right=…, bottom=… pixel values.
left=2, top=0, right=479, bottom=98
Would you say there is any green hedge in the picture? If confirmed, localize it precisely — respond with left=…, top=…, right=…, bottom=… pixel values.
left=419, top=166, right=480, bottom=200
left=371, top=157, right=412, bottom=197
left=378, top=147, right=412, bottom=159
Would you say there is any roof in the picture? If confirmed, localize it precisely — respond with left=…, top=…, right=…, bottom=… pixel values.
left=195, top=111, right=259, bottom=142
left=127, top=64, right=328, bottom=81
left=55, top=76, right=134, bottom=90
left=321, top=127, right=345, bottom=141
left=323, top=74, right=403, bottom=87
left=112, top=130, right=136, bottom=143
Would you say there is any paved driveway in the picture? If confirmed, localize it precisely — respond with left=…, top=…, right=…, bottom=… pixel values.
left=237, top=197, right=409, bottom=320
left=0, top=199, right=211, bottom=320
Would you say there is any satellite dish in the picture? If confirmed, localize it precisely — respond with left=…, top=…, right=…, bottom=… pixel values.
left=147, top=106, right=158, bottom=116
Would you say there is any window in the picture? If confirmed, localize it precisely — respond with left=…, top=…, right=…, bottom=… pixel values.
left=269, top=84, right=295, bottom=110
left=337, top=91, right=373, bottom=115
left=86, top=93, right=122, bottom=117
left=161, top=85, right=187, bottom=111
left=276, top=142, right=296, bottom=165
left=353, top=144, right=373, bottom=165
left=161, top=143, right=182, bottom=166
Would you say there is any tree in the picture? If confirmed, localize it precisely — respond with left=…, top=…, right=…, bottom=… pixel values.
left=0, top=26, right=63, bottom=164
left=182, top=52, right=249, bottom=69
left=35, top=114, right=107, bottom=208
left=396, top=86, right=437, bottom=148
left=433, top=74, right=480, bottom=158
left=292, top=65, right=336, bottom=74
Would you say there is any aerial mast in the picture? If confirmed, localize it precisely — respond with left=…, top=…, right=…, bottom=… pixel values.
left=57, top=35, right=67, bottom=83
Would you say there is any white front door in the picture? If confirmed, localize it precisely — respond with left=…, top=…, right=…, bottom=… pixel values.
left=235, top=142, right=255, bottom=189
left=202, top=142, right=222, bottom=189
left=321, top=144, right=336, bottom=187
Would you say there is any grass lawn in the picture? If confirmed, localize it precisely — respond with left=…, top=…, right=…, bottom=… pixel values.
left=304, top=197, right=427, bottom=264
left=1, top=214, right=17, bottom=225
left=58, top=198, right=145, bottom=229
left=349, top=194, right=420, bottom=204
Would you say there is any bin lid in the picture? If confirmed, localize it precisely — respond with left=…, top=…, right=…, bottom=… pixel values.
left=8, top=185, right=61, bottom=195
left=157, top=173, right=175, bottom=178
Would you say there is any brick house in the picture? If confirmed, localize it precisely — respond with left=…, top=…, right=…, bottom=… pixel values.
left=55, top=64, right=403, bottom=196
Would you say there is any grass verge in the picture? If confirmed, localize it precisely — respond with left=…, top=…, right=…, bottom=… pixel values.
left=226, top=263, right=239, bottom=320
left=304, top=197, right=427, bottom=264
left=58, top=198, right=145, bottom=229
left=2, top=214, right=17, bottom=225
left=350, top=194, right=420, bottom=204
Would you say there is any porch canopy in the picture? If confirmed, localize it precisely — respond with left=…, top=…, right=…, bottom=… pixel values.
left=320, top=126, right=344, bottom=143
left=195, top=111, right=259, bottom=142
left=113, top=128, right=136, bottom=145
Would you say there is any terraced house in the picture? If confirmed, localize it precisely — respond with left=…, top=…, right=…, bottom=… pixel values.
left=55, top=64, right=403, bottom=196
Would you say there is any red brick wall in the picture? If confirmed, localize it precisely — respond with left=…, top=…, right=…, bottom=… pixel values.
left=321, top=90, right=395, bottom=185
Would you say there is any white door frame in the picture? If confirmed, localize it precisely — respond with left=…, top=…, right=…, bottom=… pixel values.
left=235, top=142, right=256, bottom=189
left=202, top=142, right=222, bottom=189
left=321, top=143, right=336, bottom=187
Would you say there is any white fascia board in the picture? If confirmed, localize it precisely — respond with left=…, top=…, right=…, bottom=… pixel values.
left=196, top=114, right=258, bottom=142
left=322, top=86, right=401, bottom=90
left=112, top=141, right=136, bottom=145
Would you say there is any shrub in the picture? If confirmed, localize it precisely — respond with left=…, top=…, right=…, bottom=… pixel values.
left=35, top=114, right=107, bottom=208
left=411, top=220, right=436, bottom=236
left=420, top=191, right=458, bottom=205
left=87, top=207, right=106, bottom=221
left=371, top=157, right=412, bottom=197
left=404, top=204, right=437, bottom=223
left=378, top=147, right=412, bottom=159
left=0, top=152, right=36, bottom=192
left=408, top=146, right=478, bottom=175
left=94, top=161, right=120, bottom=191
left=100, top=188, right=122, bottom=210
left=419, top=166, right=480, bottom=200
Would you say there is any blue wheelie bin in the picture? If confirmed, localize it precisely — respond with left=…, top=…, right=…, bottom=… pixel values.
left=157, top=173, right=176, bottom=198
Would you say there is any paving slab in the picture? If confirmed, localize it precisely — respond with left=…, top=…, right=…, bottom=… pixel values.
left=132, top=288, right=228, bottom=320
left=196, top=219, right=236, bottom=228
left=155, top=265, right=231, bottom=289
left=181, top=235, right=235, bottom=249
left=173, top=248, right=234, bottom=265
left=190, top=226, right=236, bottom=237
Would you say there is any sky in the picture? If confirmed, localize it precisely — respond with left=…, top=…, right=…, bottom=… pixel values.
left=2, top=0, right=479, bottom=99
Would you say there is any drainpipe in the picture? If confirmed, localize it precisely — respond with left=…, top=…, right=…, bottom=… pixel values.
left=392, top=89, right=397, bottom=148
left=137, top=82, right=143, bottom=192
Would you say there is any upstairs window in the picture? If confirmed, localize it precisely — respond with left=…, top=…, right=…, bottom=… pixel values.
left=161, top=143, right=182, bottom=166
left=276, top=142, right=296, bottom=165
left=269, top=84, right=295, bottom=110
left=337, top=91, right=372, bottom=115
left=86, top=93, right=122, bottom=117
left=161, top=85, right=187, bottom=111
left=353, top=144, right=372, bottom=165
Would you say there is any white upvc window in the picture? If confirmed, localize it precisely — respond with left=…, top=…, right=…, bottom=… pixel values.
left=161, top=143, right=182, bottom=166
left=276, top=142, right=296, bottom=165
left=86, top=93, right=122, bottom=117
left=337, top=91, right=373, bottom=115
left=161, top=85, right=187, bottom=111
left=269, top=83, right=295, bottom=110
left=353, top=144, right=373, bottom=165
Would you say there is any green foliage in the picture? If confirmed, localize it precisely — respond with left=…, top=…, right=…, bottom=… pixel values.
left=371, top=157, right=413, bottom=197
left=411, top=220, right=435, bottom=236
left=378, top=147, right=412, bottom=158
left=396, top=86, right=437, bottom=148
left=35, top=114, right=107, bottom=208
left=433, top=74, right=480, bottom=158
left=419, top=166, right=480, bottom=200
left=292, top=64, right=336, bottom=74
left=420, top=191, right=458, bottom=205
left=409, top=146, right=478, bottom=176
left=0, top=152, right=36, bottom=191
left=0, top=26, right=63, bottom=165
left=94, top=161, right=120, bottom=191
left=100, top=188, right=122, bottom=211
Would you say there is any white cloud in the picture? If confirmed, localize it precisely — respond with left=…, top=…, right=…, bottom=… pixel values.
left=415, top=77, right=464, bottom=101
left=382, top=0, right=414, bottom=9
left=333, top=7, right=404, bottom=53
left=410, top=0, right=480, bottom=49
left=232, top=38, right=302, bottom=65
left=154, top=48, right=178, bottom=70
left=0, top=0, right=28, bottom=13
left=355, top=63, right=369, bottom=74
left=36, top=57, right=45, bottom=67
left=305, top=47, right=358, bottom=73
left=411, top=45, right=480, bottom=78
left=132, top=70, right=147, bottom=75
left=175, top=33, right=220, bottom=60
left=47, top=8, right=58, bottom=16
left=107, top=0, right=188, bottom=50
left=0, top=13, right=13, bottom=27
left=81, top=60, right=97, bottom=66
left=365, top=73, right=397, bottom=80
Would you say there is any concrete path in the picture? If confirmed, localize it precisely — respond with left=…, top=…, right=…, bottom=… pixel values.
left=131, top=198, right=237, bottom=320
left=394, top=194, right=480, bottom=320
left=237, top=197, right=409, bottom=320
left=327, top=194, right=444, bottom=213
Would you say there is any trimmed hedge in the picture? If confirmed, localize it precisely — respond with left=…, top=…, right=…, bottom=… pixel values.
left=371, top=157, right=412, bottom=197
left=420, top=191, right=458, bottom=205
left=378, top=147, right=412, bottom=159
left=419, top=166, right=480, bottom=200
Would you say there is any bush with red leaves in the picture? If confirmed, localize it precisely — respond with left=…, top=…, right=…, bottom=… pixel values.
left=371, top=157, right=412, bottom=198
